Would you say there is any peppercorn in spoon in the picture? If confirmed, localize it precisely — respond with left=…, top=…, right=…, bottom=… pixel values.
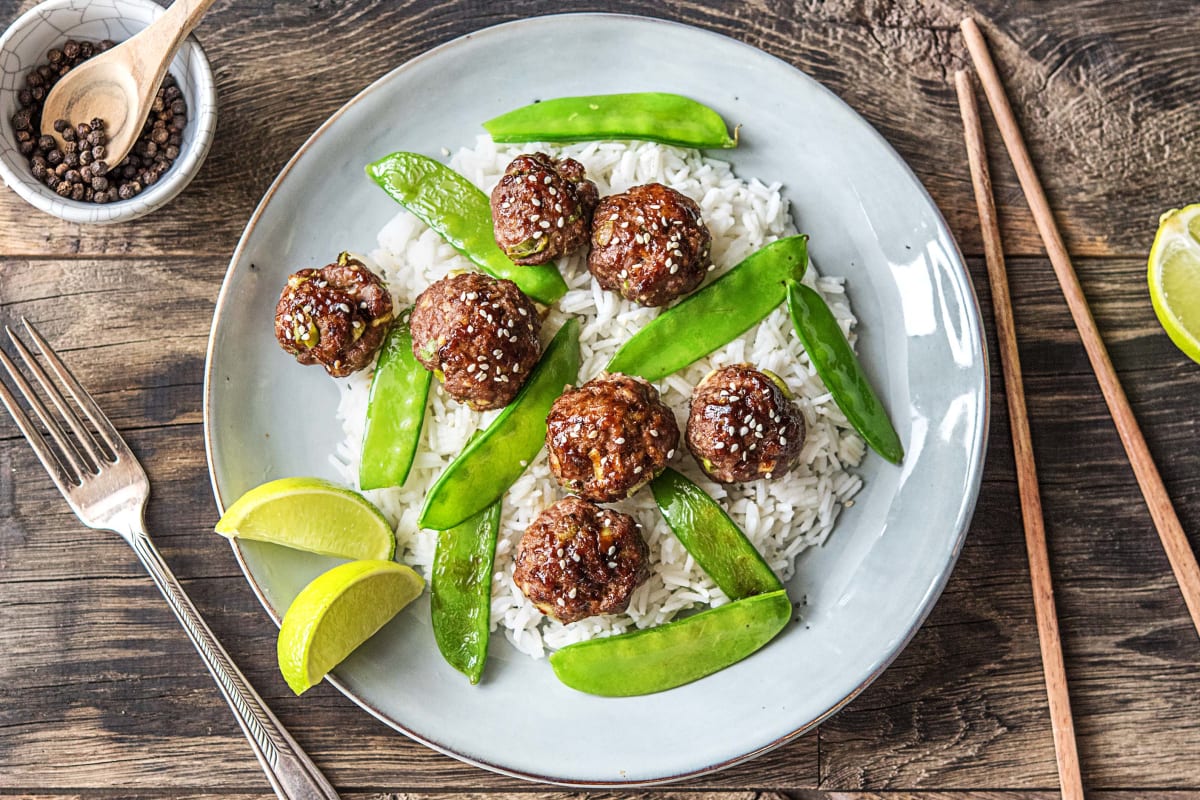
left=39, top=0, right=216, bottom=168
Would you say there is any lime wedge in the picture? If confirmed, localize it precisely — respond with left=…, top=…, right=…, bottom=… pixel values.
left=278, top=559, right=424, bottom=694
left=1149, top=204, right=1200, bottom=364
left=215, top=477, right=395, bottom=561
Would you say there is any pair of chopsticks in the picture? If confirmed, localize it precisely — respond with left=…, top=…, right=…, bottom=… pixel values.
left=956, top=16, right=1200, bottom=800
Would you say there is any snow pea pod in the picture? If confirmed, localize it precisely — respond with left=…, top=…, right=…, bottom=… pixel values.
left=549, top=589, right=791, bottom=696
left=359, top=308, right=431, bottom=490
left=785, top=280, right=904, bottom=464
left=484, top=93, right=737, bottom=150
left=651, top=468, right=782, bottom=600
left=431, top=498, right=501, bottom=684
left=419, top=318, right=581, bottom=531
left=607, top=235, right=808, bottom=381
left=366, top=152, right=568, bottom=305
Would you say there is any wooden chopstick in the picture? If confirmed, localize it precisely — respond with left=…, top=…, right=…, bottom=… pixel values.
left=961, top=16, right=1200, bottom=638
left=955, top=68, right=1085, bottom=800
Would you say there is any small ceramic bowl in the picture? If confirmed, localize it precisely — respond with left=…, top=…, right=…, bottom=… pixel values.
left=0, top=0, right=217, bottom=224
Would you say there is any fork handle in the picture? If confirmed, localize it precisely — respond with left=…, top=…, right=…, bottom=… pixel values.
left=129, top=532, right=341, bottom=800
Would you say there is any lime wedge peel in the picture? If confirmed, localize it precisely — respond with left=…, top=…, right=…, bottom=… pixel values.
left=1149, top=204, right=1200, bottom=364
left=215, top=477, right=396, bottom=561
left=278, top=559, right=425, bottom=694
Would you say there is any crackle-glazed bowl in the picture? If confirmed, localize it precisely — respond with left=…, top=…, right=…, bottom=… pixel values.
left=0, top=0, right=216, bottom=223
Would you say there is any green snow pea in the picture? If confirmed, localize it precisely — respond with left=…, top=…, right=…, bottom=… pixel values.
left=785, top=280, right=903, bottom=464
left=359, top=308, right=431, bottom=490
left=549, top=589, right=792, bottom=696
left=418, top=318, right=581, bottom=531
left=607, top=235, right=808, bottom=381
left=366, top=152, right=568, bottom=305
left=483, top=92, right=737, bottom=150
left=651, top=468, right=782, bottom=600
left=431, top=498, right=501, bottom=684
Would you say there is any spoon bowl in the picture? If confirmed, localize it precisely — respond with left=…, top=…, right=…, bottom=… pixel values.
left=39, top=0, right=216, bottom=166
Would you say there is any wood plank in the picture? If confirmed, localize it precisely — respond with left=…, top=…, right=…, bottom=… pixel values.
left=0, top=0, right=1194, bottom=259
left=4, top=253, right=1199, bottom=790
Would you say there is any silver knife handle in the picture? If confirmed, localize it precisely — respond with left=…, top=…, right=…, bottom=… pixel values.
left=130, top=530, right=340, bottom=800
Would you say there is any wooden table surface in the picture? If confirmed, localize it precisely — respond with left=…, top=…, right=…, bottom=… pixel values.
left=1, top=1, right=1198, bottom=798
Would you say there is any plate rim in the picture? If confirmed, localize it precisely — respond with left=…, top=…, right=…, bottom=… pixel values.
left=202, top=10, right=990, bottom=787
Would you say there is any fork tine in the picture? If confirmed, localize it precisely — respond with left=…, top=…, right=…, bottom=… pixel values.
left=0, top=346, right=91, bottom=480
left=7, top=327, right=106, bottom=471
left=0, top=352, right=78, bottom=492
left=20, top=318, right=131, bottom=460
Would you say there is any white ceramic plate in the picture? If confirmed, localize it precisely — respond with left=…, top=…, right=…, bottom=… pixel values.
left=204, top=13, right=988, bottom=786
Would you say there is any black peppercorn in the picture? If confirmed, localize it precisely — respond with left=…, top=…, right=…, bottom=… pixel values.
left=56, top=180, right=72, bottom=197
left=63, top=151, right=79, bottom=168
left=92, top=160, right=109, bottom=175
left=12, top=109, right=32, bottom=131
left=18, top=140, right=35, bottom=156
left=71, top=183, right=85, bottom=201
left=46, top=149, right=62, bottom=165
left=79, top=41, right=93, bottom=58
left=92, top=176, right=109, bottom=192
left=53, top=119, right=70, bottom=133
left=47, top=48, right=63, bottom=63
left=17, top=89, right=32, bottom=106
left=117, top=183, right=136, bottom=200
left=62, top=40, right=79, bottom=59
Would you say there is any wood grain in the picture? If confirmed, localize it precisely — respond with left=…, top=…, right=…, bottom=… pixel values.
left=2, top=0, right=1199, bottom=796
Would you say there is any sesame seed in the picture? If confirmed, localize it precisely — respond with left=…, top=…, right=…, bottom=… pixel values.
left=548, top=186, right=557, bottom=196
left=714, top=441, right=725, bottom=449
left=667, top=449, right=675, bottom=458
left=730, top=443, right=739, bottom=453
left=607, top=561, right=618, bottom=568
left=572, top=553, right=581, bottom=562
left=558, top=597, right=565, bottom=605
left=634, top=465, right=643, bottom=474
left=557, top=218, right=564, bottom=228
left=740, top=426, right=749, bottom=435
left=781, top=437, right=787, bottom=445
left=539, top=220, right=551, bottom=229
left=544, top=175, right=553, bottom=184
left=467, top=364, right=476, bottom=372
left=615, top=437, right=625, bottom=444
left=568, top=588, right=577, bottom=599
left=650, top=429, right=658, bottom=437
left=531, top=197, right=541, bottom=207
left=533, top=231, right=543, bottom=239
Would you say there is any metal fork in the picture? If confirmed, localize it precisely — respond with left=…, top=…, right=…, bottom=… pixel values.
left=0, top=319, right=340, bottom=800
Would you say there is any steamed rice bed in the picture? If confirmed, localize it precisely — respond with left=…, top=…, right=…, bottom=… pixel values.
left=333, top=136, right=865, bottom=659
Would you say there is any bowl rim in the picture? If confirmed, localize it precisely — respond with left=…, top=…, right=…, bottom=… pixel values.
left=0, top=0, right=217, bottom=224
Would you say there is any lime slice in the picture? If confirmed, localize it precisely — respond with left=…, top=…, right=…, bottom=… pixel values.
left=278, top=559, right=424, bottom=694
left=1149, top=204, right=1200, bottom=364
left=215, top=477, right=395, bottom=561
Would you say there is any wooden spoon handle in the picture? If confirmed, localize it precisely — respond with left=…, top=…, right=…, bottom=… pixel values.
left=140, top=0, right=220, bottom=63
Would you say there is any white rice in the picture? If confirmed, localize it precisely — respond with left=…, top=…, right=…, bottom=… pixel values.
left=332, top=136, right=865, bottom=659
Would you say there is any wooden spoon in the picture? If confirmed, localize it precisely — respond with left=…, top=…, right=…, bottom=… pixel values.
left=39, top=0, right=217, bottom=166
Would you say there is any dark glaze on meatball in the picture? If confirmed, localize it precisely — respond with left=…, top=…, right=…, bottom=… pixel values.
left=513, top=496, right=650, bottom=624
left=490, top=153, right=599, bottom=265
left=546, top=373, right=679, bottom=503
left=588, top=183, right=712, bottom=307
left=686, top=364, right=806, bottom=484
left=274, top=252, right=394, bottom=377
left=409, top=272, right=541, bottom=410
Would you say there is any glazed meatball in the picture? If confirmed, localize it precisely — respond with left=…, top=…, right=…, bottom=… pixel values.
left=513, top=496, right=650, bottom=624
left=409, top=272, right=541, bottom=410
left=546, top=373, right=679, bottom=503
left=490, top=153, right=599, bottom=265
left=686, top=365, right=806, bottom=483
left=588, top=183, right=712, bottom=307
left=274, top=252, right=394, bottom=377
